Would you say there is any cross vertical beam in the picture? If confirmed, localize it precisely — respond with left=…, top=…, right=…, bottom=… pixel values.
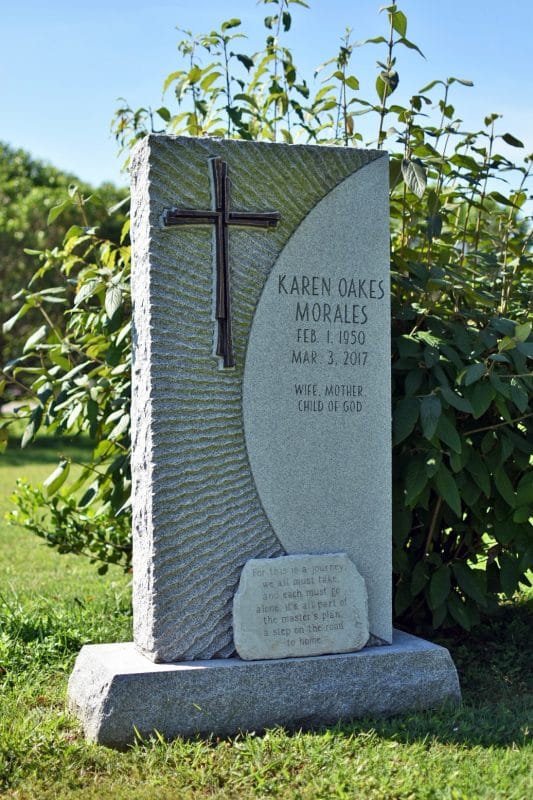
left=163, top=157, right=280, bottom=368
left=211, top=158, right=233, bottom=367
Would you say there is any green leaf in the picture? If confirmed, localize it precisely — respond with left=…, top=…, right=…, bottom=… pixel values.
left=451, top=324, right=472, bottom=357
left=49, top=349, right=71, bottom=371
left=43, top=459, right=70, bottom=497
left=23, top=325, right=48, bottom=353
left=393, top=491, right=412, bottom=545
left=221, top=18, right=241, bottom=31
left=404, top=369, right=424, bottom=396
left=163, top=70, right=183, bottom=93
left=436, top=415, right=462, bottom=453
left=509, top=379, right=528, bottom=413
left=79, top=485, right=97, bottom=508
left=282, top=11, right=292, bottom=31
left=463, top=363, right=486, bottom=386
left=401, top=158, right=426, bottom=198
left=47, top=198, right=70, bottom=225
left=498, top=335, right=516, bottom=353
left=490, top=372, right=511, bottom=400
left=376, top=70, right=399, bottom=99
left=435, top=464, right=461, bottom=516
left=516, top=473, right=533, bottom=507
left=108, top=197, right=130, bottom=216
left=156, top=106, right=171, bottom=122
left=3, top=303, right=32, bottom=334
left=75, top=278, right=100, bottom=307
left=447, top=592, right=472, bottom=630
left=394, top=582, right=412, bottom=615
left=64, top=224, right=84, bottom=241
left=411, top=561, right=429, bottom=596
left=515, top=321, right=532, bottom=342
left=516, top=341, right=533, bottom=358
left=419, top=79, right=444, bottom=93
left=425, top=451, right=441, bottom=478
left=448, top=449, right=463, bottom=476
left=109, top=413, right=130, bottom=441
left=21, top=406, right=43, bottom=449
left=236, top=53, right=254, bottom=70
left=488, top=354, right=510, bottom=364
left=66, top=402, right=83, bottom=430
left=405, top=456, right=429, bottom=506
left=453, top=563, right=486, bottom=605
left=105, top=284, right=123, bottom=319
left=501, top=132, right=524, bottom=148
left=393, top=548, right=409, bottom=574
left=427, top=213, right=442, bottom=240
left=188, top=65, right=202, bottom=84
left=466, top=451, right=491, bottom=498
left=494, top=519, right=519, bottom=546
left=345, top=75, right=360, bottom=90
left=397, top=335, right=420, bottom=358
left=200, top=71, right=222, bottom=92
left=429, top=566, right=451, bottom=610
left=457, top=472, right=481, bottom=504
left=494, top=394, right=511, bottom=421
left=494, top=466, right=516, bottom=508
left=432, top=602, right=447, bottom=629
left=420, top=395, right=441, bottom=440
left=397, top=37, right=425, bottom=57
left=86, top=398, right=99, bottom=440
left=467, top=381, right=495, bottom=419
left=499, top=554, right=519, bottom=596
left=513, top=507, right=531, bottom=523
left=489, top=191, right=518, bottom=208
left=438, top=384, right=471, bottom=413
left=393, top=397, right=419, bottom=445
left=391, top=9, right=407, bottom=36
left=359, top=35, right=387, bottom=45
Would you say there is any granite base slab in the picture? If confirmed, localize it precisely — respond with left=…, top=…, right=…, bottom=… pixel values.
left=67, top=630, right=460, bottom=748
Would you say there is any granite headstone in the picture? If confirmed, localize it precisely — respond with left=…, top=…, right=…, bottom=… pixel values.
left=67, top=136, right=460, bottom=746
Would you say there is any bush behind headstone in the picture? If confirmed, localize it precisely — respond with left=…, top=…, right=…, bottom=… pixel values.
left=2, top=1, right=531, bottom=631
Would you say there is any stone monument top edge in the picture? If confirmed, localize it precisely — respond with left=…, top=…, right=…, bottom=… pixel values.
left=131, top=132, right=388, bottom=164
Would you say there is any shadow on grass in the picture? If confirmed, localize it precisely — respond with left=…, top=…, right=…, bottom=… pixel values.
left=205, top=597, right=532, bottom=752
left=325, top=597, right=532, bottom=750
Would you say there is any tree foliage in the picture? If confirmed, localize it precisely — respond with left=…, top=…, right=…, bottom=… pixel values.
left=2, top=1, right=532, bottom=630
left=0, top=143, right=126, bottom=366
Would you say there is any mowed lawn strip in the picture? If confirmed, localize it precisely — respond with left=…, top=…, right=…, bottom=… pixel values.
left=0, top=439, right=531, bottom=799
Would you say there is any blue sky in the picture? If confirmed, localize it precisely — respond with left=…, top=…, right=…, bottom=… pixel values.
left=2, top=0, right=532, bottom=187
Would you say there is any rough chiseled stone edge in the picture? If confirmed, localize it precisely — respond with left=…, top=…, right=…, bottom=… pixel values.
left=233, top=553, right=369, bottom=660
left=67, top=631, right=461, bottom=749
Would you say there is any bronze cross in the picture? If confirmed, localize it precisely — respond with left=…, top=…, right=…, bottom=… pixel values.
left=163, top=157, right=281, bottom=368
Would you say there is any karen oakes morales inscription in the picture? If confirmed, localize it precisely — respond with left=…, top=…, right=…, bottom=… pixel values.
left=278, top=274, right=385, bottom=323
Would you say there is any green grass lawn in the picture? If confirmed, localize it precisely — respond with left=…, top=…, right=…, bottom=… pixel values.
left=0, top=437, right=531, bottom=799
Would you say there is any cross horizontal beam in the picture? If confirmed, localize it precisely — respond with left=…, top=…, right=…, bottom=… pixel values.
left=163, top=209, right=281, bottom=228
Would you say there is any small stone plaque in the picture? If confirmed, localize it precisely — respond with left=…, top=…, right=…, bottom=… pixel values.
left=233, top=553, right=369, bottom=660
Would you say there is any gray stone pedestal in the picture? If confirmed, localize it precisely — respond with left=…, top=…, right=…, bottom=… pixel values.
left=67, top=630, right=460, bottom=748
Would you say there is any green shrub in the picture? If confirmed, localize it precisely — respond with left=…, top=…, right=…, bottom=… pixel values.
left=2, top=1, right=531, bottom=630
left=0, top=143, right=126, bottom=366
